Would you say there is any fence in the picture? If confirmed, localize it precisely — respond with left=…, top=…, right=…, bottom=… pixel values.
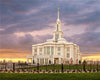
left=0, top=63, right=100, bottom=73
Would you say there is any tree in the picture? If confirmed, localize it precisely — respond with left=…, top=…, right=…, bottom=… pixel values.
left=33, top=60, right=35, bottom=64
left=83, top=60, right=87, bottom=64
left=83, top=60, right=87, bottom=71
left=79, top=60, right=81, bottom=64
left=49, top=60, right=51, bottom=64
left=70, top=58, right=73, bottom=64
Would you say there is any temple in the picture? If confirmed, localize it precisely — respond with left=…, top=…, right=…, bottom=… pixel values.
left=27, top=7, right=81, bottom=64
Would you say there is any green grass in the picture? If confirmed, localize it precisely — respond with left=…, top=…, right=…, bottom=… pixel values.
left=0, top=73, right=100, bottom=80
left=29, top=64, right=99, bottom=70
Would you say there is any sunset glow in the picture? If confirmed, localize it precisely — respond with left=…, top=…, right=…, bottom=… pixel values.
left=0, top=58, right=26, bottom=62
left=0, top=52, right=100, bottom=62
left=0, top=56, right=100, bottom=63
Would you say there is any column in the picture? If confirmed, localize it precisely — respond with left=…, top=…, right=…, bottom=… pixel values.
left=44, top=58, right=45, bottom=65
left=59, top=58, right=61, bottom=64
left=50, top=46, right=51, bottom=55
left=39, top=58, right=40, bottom=64
left=37, top=46, right=39, bottom=55
left=52, top=58, right=54, bottom=64
left=43, top=46, right=44, bottom=55
left=54, top=45, right=56, bottom=55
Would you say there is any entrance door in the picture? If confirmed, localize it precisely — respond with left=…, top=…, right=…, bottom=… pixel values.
left=54, top=58, right=59, bottom=64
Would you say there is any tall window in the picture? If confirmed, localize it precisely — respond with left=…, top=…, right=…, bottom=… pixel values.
left=34, top=49, right=37, bottom=52
left=45, top=58, right=48, bottom=64
left=39, top=48, right=42, bottom=52
left=44, top=47, right=46, bottom=54
left=58, top=53, right=60, bottom=55
left=58, top=47, right=60, bottom=51
left=56, top=34, right=59, bottom=42
left=67, top=47, right=70, bottom=51
left=40, top=58, right=44, bottom=64
left=51, top=47, right=54, bottom=55
left=39, top=48, right=42, bottom=55
left=67, top=53, right=70, bottom=58
left=47, top=47, right=50, bottom=55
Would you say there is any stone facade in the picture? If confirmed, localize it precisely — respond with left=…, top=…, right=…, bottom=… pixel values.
left=27, top=8, right=81, bottom=64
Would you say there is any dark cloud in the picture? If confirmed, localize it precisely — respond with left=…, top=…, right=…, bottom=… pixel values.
left=0, top=33, right=52, bottom=52
left=0, top=34, right=34, bottom=51
left=65, top=32, right=100, bottom=52
left=76, top=11, right=100, bottom=25
left=86, top=0, right=100, bottom=4
left=0, top=0, right=48, bottom=27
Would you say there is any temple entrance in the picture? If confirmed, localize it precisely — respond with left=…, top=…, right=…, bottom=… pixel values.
left=54, top=58, right=59, bottom=64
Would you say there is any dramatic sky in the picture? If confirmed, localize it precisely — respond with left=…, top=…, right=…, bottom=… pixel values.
left=0, top=0, right=100, bottom=62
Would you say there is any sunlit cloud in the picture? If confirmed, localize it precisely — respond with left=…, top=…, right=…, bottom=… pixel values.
left=0, top=28, right=5, bottom=31
left=14, top=26, right=55, bottom=37
left=82, top=56, right=100, bottom=61
left=0, top=58, right=26, bottom=62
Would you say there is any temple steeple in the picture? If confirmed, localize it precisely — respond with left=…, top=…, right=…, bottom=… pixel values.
left=57, top=7, right=60, bottom=20
left=56, top=7, right=61, bottom=31
left=52, top=7, right=63, bottom=42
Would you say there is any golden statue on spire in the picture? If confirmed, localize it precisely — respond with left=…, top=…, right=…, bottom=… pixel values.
left=58, top=7, right=59, bottom=11
left=57, top=7, right=59, bottom=19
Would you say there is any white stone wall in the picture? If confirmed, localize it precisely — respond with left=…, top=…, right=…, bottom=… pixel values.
left=28, top=43, right=81, bottom=65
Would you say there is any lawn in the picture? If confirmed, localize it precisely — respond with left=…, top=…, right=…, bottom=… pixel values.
left=29, top=64, right=99, bottom=70
left=0, top=73, right=100, bottom=80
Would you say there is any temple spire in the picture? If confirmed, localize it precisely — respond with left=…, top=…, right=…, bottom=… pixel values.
left=56, top=7, right=61, bottom=31
left=57, top=7, right=59, bottom=20
left=53, top=7, right=63, bottom=42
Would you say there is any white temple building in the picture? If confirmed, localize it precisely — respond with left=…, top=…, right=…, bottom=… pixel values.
left=27, top=8, right=81, bottom=64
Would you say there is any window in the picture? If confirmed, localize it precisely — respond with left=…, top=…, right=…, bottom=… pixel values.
left=39, top=48, right=42, bottom=52
left=67, top=47, right=70, bottom=51
left=47, top=47, right=50, bottom=55
left=58, top=47, right=60, bottom=51
left=34, top=49, right=37, bottom=52
left=58, top=53, right=60, bottom=55
left=51, top=47, right=54, bottom=55
left=37, top=58, right=39, bottom=63
left=39, top=48, right=42, bottom=55
left=44, top=47, right=46, bottom=54
left=39, top=53, right=42, bottom=55
left=56, top=34, right=59, bottom=42
left=40, top=58, right=44, bottom=64
left=45, top=58, right=48, bottom=64
left=67, top=53, right=70, bottom=58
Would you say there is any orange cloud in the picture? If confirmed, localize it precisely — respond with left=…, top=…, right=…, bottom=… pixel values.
left=82, top=56, right=100, bottom=61
left=0, top=58, right=26, bottom=62
left=0, top=49, right=100, bottom=62
left=0, top=49, right=31, bottom=59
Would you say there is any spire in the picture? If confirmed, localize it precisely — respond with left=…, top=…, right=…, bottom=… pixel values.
left=57, top=7, right=59, bottom=20
left=53, top=7, right=63, bottom=42
left=56, top=7, right=61, bottom=31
